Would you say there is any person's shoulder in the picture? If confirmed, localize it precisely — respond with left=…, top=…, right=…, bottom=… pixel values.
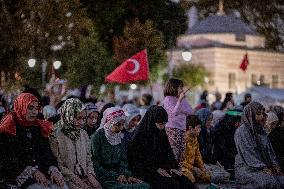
left=90, top=128, right=104, bottom=141
left=235, top=125, right=249, bottom=138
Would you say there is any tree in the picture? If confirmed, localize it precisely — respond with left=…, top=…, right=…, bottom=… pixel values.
left=0, top=0, right=89, bottom=88
left=181, top=0, right=284, bottom=50
left=113, top=19, right=167, bottom=83
left=64, top=22, right=115, bottom=91
left=172, top=63, right=208, bottom=87
left=81, top=0, right=187, bottom=49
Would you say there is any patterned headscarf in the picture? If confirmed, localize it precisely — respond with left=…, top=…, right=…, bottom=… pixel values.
left=270, top=105, right=284, bottom=127
left=56, top=98, right=86, bottom=141
left=242, top=102, right=265, bottom=133
left=0, top=93, right=53, bottom=137
left=242, top=102, right=274, bottom=168
left=265, top=112, right=278, bottom=133
left=100, top=107, right=126, bottom=145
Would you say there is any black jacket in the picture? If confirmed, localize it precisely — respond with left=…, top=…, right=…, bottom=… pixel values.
left=0, top=124, right=58, bottom=188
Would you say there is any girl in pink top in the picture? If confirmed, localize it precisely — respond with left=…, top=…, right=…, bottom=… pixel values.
left=163, top=78, right=193, bottom=169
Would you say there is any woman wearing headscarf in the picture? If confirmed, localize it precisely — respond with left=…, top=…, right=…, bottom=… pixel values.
left=122, top=104, right=141, bottom=149
left=195, top=108, right=215, bottom=164
left=83, top=102, right=100, bottom=136
left=234, top=102, right=284, bottom=188
left=50, top=98, right=102, bottom=189
left=91, top=107, right=150, bottom=189
left=0, top=93, right=66, bottom=189
left=128, top=106, right=194, bottom=189
left=213, top=108, right=242, bottom=177
left=269, top=106, right=284, bottom=172
left=264, top=112, right=278, bottom=134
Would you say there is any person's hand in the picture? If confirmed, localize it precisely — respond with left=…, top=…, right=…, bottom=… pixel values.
left=178, top=91, right=186, bottom=102
left=157, top=168, right=171, bottom=177
left=128, top=177, right=142, bottom=184
left=33, top=170, right=48, bottom=187
left=50, top=171, right=65, bottom=188
left=72, top=176, right=89, bottom=189
left=88, top=174, right=102, bottom=189
left=170, top=169, right=183, bottom=176
left=263, top=168, right=273, bottom=175
left=117, top=175, right=128, bottom=184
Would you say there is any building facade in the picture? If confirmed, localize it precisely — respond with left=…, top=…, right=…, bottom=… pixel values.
left=170, top=12, right=284, bottom=96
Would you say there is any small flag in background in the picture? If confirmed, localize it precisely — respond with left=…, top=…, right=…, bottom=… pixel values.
left=239, top=53, right=249, bottom=71
left=106, top=49, right=149, bottom=83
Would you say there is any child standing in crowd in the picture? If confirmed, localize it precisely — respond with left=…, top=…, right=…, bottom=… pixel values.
left=163, top=78, right=193, bottom=168
left=83, top=102, right=100, bottom=137
left=122, top=104, right=141, bottom=149
left=91, top=107, right=150, bottom=189
left=182, top=115, right=211, bottom=184
left=50, top=98, right=102, bottom=189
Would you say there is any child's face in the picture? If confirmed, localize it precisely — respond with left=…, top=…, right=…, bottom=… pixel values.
left=188, top=125, right=201, bottom=136
left=128, top=115, right=141, bottom=130
left=87, top=112, right=99, bottom=128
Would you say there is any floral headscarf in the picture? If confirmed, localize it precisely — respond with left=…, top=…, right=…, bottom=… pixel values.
left=100, top=107, right=126, bottom=145
left=55, top=98, right=86, bottom=141
left=0, top=93, right=53, bottom=137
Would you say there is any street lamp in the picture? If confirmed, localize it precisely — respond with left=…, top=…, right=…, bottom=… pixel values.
left=182, top=50, right=192, bottom=61
left=53, top=60, right=62, bottom=70
left=28, top=58, right=36, bottom=67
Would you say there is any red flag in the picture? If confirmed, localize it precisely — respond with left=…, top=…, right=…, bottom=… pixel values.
left=106, top=49, right=149, bottom=83
left=239, top=53, right=249, bottom=71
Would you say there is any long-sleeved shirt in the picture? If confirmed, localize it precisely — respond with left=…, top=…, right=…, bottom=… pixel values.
left=163, top=96, right=193, bottom=131
left=50, top=129, right=95, bottom=181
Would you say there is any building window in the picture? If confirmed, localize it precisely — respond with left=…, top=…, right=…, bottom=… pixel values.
left=236, top=34, right=246, bottom=41
left=251, top=74, right=257, bottom=85
left=272, top=75, right=279, bottom=88
left=228, top=73, right=236, bottom=89
left=260, top=75, right=265, bottom=85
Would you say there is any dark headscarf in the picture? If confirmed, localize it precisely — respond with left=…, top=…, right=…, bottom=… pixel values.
left=128, top=106, right=178, bottom=176
left=136, top=105, right=168, bottom=134
left=271, top=106, right=284, bottom=127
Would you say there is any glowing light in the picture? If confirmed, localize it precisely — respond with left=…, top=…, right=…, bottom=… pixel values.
left=182, top=51, right=192, bottom=61
left=53, top=61, right=62, bottom=70
left=130, top=84, right=137, bottom=90
left=28, top=59, right=36, bottom=67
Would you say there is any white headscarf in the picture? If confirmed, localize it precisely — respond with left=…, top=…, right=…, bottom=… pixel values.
left=100, top=107, right=126, bottom=145
left=265, top=112, right=278, bottom=133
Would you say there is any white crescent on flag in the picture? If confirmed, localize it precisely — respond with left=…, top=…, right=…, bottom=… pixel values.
left=127, top=59, right=140, bottom=74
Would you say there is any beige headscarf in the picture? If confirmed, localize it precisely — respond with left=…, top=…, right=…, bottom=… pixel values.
left=264, top=112, right=278, bottom=133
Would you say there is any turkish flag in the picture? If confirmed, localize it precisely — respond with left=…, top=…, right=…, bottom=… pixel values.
left=106, top=49, right=149, bottom=83
left=239, top=53, right=249, bottom=71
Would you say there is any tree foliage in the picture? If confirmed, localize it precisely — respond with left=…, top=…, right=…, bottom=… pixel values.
left=81, top=0, right=187, bottom=49
left=181, top=0, right=284, bottom=50
left=64, top=22, right=114, bottom=91
left=1, top=0, right=89, bottom=88
left=172, top=63, right=208, bottom=87
left=113, top=19, right=167, bottom=82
